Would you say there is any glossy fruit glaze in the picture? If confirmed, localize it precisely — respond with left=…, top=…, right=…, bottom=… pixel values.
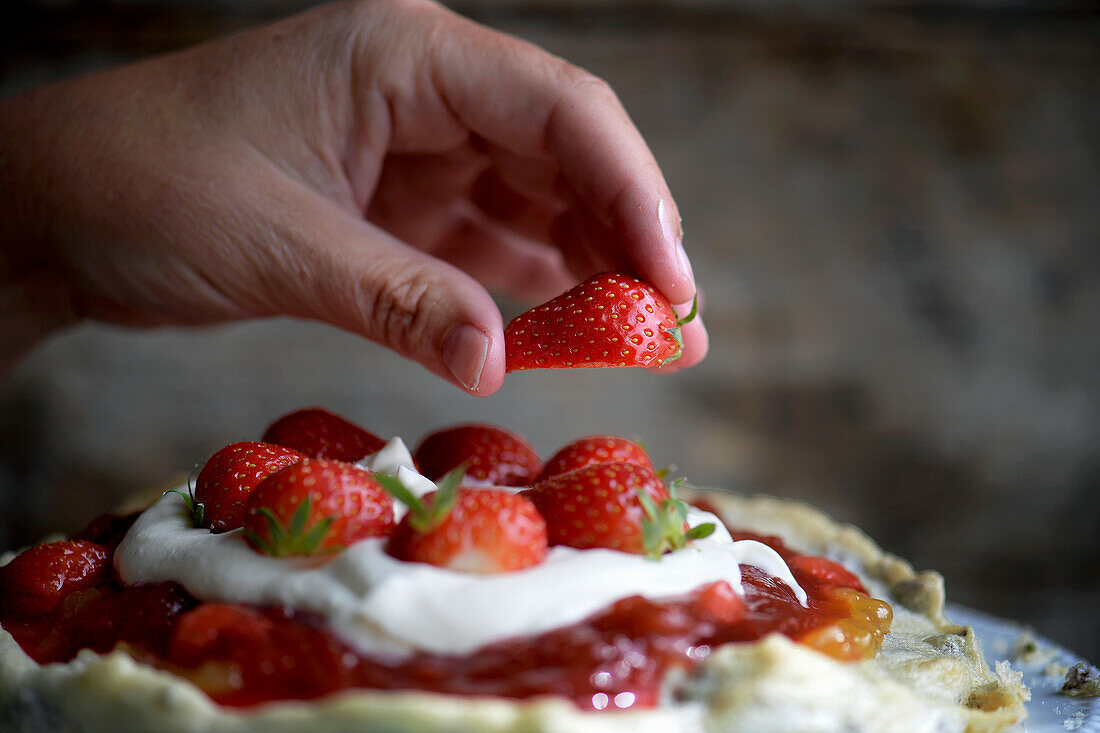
left=1, top=512, right=891, bottom=711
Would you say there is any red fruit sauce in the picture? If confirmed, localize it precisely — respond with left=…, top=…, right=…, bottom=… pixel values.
left=1, top=513, right=891, bottom=712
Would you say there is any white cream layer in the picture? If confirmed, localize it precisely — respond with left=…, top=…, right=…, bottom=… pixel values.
left=115, top=439, right=806, bottom=658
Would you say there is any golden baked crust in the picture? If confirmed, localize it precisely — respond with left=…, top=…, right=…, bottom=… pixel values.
left=678, top=489, right=1029, bottom=732
left=0, top=488, right=1028, bottom=732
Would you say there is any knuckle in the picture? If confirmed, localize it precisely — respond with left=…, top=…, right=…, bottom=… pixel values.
left=364, top=266, right=442, bottom=356
left=543, top=64, right=624, bottom=141
left=559, top=66, right=617, bottom=103
left=341, top=0, right=438, bottom=59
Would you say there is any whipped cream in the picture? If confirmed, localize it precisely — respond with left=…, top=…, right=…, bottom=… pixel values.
left=354, top=438, right=434, bottom=520
left=115, top=438, right=806, bottom=658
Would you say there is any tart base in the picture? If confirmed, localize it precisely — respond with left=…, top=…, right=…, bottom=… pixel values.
left=678, top=489, right=1028, bottom=732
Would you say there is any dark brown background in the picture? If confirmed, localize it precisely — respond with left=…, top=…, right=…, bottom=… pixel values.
left=1, top=0, right=1097, bottom=661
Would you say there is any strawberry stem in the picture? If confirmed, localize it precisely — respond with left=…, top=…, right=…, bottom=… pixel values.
left=244, top=496, right=336, bottom=557
left=166, top=480, right=204, bottom=529
left=677, top=296, right=699, bottom=327
left=660, top=295, right=699, bottom=366
left=373, top=474, right=427, bottom=516
left=376, top=466, right=464, bottom=534
left=639, top=478, right=715, bottom=560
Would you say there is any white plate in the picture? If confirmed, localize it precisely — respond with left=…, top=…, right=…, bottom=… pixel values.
left=947, top=604, right=1098, bottom=732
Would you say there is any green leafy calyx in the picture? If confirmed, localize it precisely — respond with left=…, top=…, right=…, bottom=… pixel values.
left=375, top=467, right=464, bottom=534
left=661, top=295, right=699, bottom=366
left=245, top=496, right=336, bottom=557
left=638, top=478, right=715, bottom=560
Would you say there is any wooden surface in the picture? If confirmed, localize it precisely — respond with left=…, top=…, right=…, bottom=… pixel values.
left=1, top=1, right=1097, bottom=660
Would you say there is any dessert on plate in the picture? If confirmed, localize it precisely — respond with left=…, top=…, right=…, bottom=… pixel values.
left=0, top=409, right=1028, bottom=732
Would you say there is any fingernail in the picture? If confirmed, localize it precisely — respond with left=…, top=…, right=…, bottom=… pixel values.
left=658, top=199, right=692, bottom=284
left=674, top=240, right=694, bottom=286
left=443, top=324, right=489, bottom=392
left=658, top=199, right=682, bottom=247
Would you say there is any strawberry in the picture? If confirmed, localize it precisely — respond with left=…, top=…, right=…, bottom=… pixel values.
left=379, top=472, right=547, bottom=573
left=169, top=602, right=275, bottom=667
left=504, top=272, right=697, bottom=372
left=187, top=441, right=305, bottom=532
left=0, top=540, right=111, bottom=615
left=524, top=463, right=713, bottom=559
left=695, top=580, right=747, bottom=624
left=244, top=458, right=394, bottom=557
left=69, top=581, right=195, bottom=658
left=537, top=435, right=654, bottom=481
left=72, top=512, right=140, bottom=549
left=168, top=602, right=353, bottom=705
left=787, top=556, right=867, bottom=594
left=262, top=408, right=386, bottom=462
left=413, top=424, right=542, bottom=487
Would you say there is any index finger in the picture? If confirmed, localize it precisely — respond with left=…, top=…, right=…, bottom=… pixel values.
left=426, top=5, right=697, bottom=306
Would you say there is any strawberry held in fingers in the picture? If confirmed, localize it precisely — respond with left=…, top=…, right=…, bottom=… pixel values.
left=262, top=408, right=386, bottom=463
left=192, top=441, right=305, bottom=532
left=413, top=424, right=542, bottom=487
left=244, top=459, right=394, bottom=557
left=504, top=272, right=697, bottom=372
left=537, top=435, right=654, bottom=481
left=524, top=463, right=713, bottom=559
left=379, top=472, right=548, bottom=574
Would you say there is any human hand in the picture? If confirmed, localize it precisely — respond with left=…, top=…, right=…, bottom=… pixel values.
left=0, top=0, right=706, bottom=392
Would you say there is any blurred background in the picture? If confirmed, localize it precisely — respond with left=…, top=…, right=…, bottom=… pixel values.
left=1, top=0, right=1097, bottom=660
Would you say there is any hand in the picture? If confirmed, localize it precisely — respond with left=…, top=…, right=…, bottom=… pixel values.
left=0, top=0, right=706, bottom=392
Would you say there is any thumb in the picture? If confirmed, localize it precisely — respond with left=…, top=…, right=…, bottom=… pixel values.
left=263, top=196, right=506, bottom=396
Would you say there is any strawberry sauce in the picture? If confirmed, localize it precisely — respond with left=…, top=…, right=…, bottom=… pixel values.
left=1, top=516, right=888, bottom=712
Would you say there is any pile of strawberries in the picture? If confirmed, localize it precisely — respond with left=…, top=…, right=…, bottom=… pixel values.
left=0, top=408, right=713, bottom=620
left=190, top=407, right=713, bottom=573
